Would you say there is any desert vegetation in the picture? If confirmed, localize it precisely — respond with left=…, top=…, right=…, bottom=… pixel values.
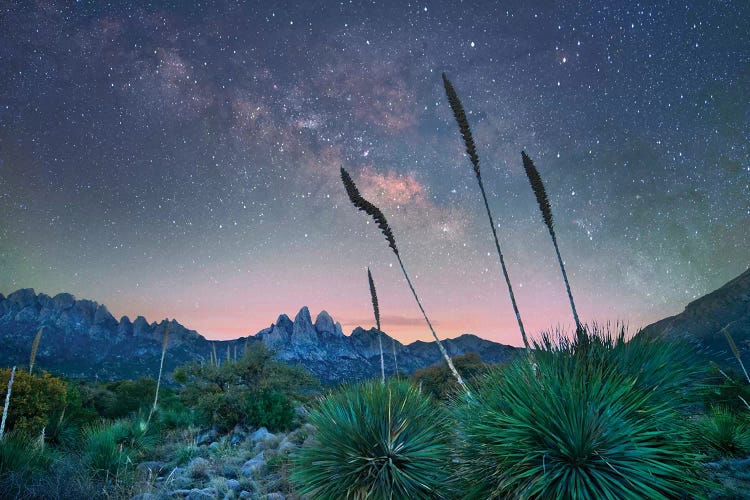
left=2, top=75, right=749, bottom=499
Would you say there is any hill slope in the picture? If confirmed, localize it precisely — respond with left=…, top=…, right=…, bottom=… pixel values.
left=638, top=267, right=750, bottom=373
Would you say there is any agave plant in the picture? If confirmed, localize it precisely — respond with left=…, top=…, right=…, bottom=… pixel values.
left=340, top=167, right=466, bottom=390
left=455, top=325, right=705, bottom=498
left=292, top=380, right=456, bottom=499
left=442, top=73, right=530, bottom=351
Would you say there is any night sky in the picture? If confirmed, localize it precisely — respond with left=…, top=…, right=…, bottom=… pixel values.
left=1, top=1, right=748, bottom=346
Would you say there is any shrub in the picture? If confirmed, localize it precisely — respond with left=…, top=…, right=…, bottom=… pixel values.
left=292, top=380, right=456, bottom=499
left=455, top=326, right=705, bottom=498
left=176, top=342, right=319, bottom=431
left=0, top=368, right=67, bottom=435
left=246, top=389, right=294, bottom=432
left=411, top=352, right=489, bottom=400
left=691, top=406, right=750, bottom=459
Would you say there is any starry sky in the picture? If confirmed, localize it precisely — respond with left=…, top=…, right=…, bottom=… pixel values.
left=1, top=1, right=748, bottom=346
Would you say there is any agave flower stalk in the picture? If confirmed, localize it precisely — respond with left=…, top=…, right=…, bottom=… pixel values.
left=148, top=322, right=171, bottom=424
left=368, top=268, right=386, bottom=384
left=341, top=167, right=467, bottom=391
left=442, top=74, right=531, bottom=351
left=521, top=151, right=582, bottom=333
left=29, top=326, right=45, bottom=374
left=0, top=366, right=16, bottom=441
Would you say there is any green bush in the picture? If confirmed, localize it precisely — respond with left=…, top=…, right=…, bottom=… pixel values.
left=691, top=406, right=750, bottom=459
left=175, top=342, right=319, bottom=431
left=292, top=380, right=456, bottom=499
left=0, top=369, right=67, bottom=435
left=246, top=389, right=294, bottom=432
left=455, top=325, right=705, bottom=498
left=410, top=352, right=489, bottom=400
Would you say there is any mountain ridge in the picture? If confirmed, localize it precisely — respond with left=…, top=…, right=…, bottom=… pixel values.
left=0, top=289, right=517, bottom=383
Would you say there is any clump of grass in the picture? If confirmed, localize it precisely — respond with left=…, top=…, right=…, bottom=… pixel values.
left=521, top=151, right=582, bottom=332
left=340, top=167, right=467, bottom=390
left=455, top=325, right=705, bottom=498
left=292, top=380, right=456, bottom=498
left=692, top=406, right=750, bottom=459
left=442, top=73, right=530, bottom=351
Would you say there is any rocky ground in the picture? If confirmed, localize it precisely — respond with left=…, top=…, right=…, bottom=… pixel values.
left=128, top=422, right=311, bottom=500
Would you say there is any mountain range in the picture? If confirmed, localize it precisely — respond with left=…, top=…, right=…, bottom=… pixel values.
left=1, top=266, right=747, bottom=383
left=0, top=289, right=516, bottom=383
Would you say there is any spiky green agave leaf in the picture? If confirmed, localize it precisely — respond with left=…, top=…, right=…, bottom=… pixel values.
left=340, top=167, right=399, bottom=255
left=442, top=73, right=479, bottom=177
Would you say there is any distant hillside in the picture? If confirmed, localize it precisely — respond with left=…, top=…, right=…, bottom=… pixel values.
left=638, top=267, right=750, bottom=373
left=0, top=289, right=518, bottom=383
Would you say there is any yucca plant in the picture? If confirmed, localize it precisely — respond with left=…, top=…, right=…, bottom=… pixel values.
left=368, top=267, right=386, bottom=383
left=341, top=167, right=466, bottom=390
left=521, top=151, right=582, bottom=332
left=691, top=406, right=750, bottom=459
left=292, top=380, right=456, bottom=499
left=442, top=74, right=530, bottom=351
left=0, top=430, right=51, bottom=476
left=455, top=325, right=705, bottom=498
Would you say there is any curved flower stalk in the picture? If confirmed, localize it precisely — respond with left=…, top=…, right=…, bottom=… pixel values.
left=521, top=151, right=582, bottom=332
left=341, top=167, right=467, bottom=391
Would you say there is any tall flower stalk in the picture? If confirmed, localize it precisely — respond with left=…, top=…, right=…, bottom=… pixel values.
left=521, top=151, right=582, bottom=332
left=442, top=73, right=530, bottom=351
left=29, top=326, right=44, bottom=374
left=0, top=366, right=16, bottom=441
left=367, top=267, right=386, bottom=384
left=148, top=322, right=170, bottom=424
left=341, top=167, right=467, bottom=391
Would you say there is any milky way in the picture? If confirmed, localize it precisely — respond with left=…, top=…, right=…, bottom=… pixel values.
left=1, top=1, right=748, bottom=345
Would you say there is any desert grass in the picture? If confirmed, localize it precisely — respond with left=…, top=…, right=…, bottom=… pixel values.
left=28, top=326, right=44, bottom=375
left=442, top=74, right=531, bottom=352
left=521, top=151, right=582, bottom=332
left=367, top=267, right=386, bottom=384
left=0, top=366, right=16, bottom=441
left=340, top=167, right=467, bottom=391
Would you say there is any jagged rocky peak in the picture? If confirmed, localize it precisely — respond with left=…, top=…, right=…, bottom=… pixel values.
left=7, top=288, right=38, bottom=308
left=275, top=313, right=293, bottom=332
left=292, top=306, right=317, bottom=343
left=314, top=310, right=343, bottom=337
left=52, top=293, right=75, bottom=310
